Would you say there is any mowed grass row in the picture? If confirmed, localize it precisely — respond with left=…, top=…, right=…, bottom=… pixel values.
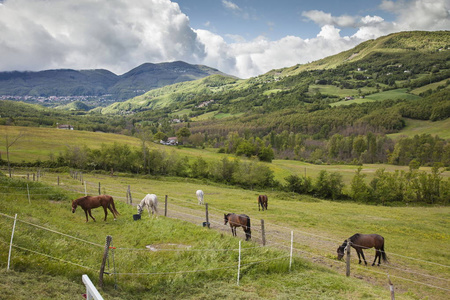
left=1, top=125, right=449, bottom=188
left=0, top=174, right=397, bottom=300
left=7, top=170, right=448, bottom=299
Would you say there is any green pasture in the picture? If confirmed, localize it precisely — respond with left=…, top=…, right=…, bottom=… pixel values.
left=1, top=171, right=448, bottom=299
left=1, top=173, right=402, bottom=300
left=331, top=88, right=422, bottom=107
left=410, top=78, right=450, bottom=95
left=308, top=84, right=377, bottom=98
left=364, top=88, right=421, bottom=101
left=387, top=118, right=450, bottom=140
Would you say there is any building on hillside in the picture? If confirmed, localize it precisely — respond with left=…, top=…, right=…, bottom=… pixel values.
left=160, top=137, right=178, bottom=146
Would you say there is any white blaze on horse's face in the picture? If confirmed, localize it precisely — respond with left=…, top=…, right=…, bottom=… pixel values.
left=72, top=202, right=77, bottom=213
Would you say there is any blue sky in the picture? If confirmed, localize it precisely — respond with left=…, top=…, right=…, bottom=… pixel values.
left=176, top=0, right=396, bottom=41
left=0, top=0, right=448, bottom=78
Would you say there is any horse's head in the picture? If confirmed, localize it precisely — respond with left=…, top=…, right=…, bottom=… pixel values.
left=336, top=245, right=346, bottom=260
left=224, top=214, right=229, bottom=225
left=71, top=200, right=77, bottom=213
left=137, top=204, right=143, bottom=215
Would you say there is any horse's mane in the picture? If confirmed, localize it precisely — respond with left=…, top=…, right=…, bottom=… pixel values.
left=349, top=233, right=361, bottom=243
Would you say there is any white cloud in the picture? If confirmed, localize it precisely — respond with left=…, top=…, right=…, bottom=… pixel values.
left=222, top=0, right=241, bottom=12
left=0, top=0, right=206, bottom=74
left=302, top=10, right=357, bottom=27
left=380, top=0, right=450, bottom=31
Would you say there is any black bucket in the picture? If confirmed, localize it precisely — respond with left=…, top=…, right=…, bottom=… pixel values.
left=202, top=222, right=210, bottom=227
left=133, top=214, right=141, bottom=221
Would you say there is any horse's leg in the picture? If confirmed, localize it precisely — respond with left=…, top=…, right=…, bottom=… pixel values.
left=84, top=209, right=89, bottom=222
left=356, top=249, right=362, bottom=264
left=102, top=206, right=108, bottom=221
left=107, top=206, right=116, bottom=220
left=87, top=209, right=96, bottom=222
left=147, top=205, right=151, bottom=217
left=360, top=250, right=368, bottom=265
left=372, top=250, right=378, bottom=266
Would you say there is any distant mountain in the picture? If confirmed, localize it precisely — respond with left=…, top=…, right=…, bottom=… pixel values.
left=0, top=61, right=230, bottom=101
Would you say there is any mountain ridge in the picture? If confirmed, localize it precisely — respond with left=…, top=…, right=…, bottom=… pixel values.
left=0, top=61, right=231, bottom=101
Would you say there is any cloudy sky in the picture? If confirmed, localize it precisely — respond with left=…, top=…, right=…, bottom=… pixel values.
left=0, top=0, right=449, bottom=78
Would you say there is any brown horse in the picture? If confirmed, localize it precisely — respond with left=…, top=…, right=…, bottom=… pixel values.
left=72, top=195, right=120, bottom=222
left=258, top=195, right=268, bottom=211
left=224, top=213, right=251, bottom=241
left=337, top=233, right=387, bottom=266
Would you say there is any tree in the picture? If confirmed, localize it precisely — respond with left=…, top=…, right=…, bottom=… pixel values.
left=176, top=127, right=191, bottom=145
left=285, top=174, right=312, bottom=194
left=350, top=167, right=371, bottom=202
left=154, top=131, right=168, bottom=142
left=5, top=131, right=25, bottom=177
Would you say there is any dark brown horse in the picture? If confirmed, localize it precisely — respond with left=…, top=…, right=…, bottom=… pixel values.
left=224, top=213, right=251, bottom=241
left=72, top=195, right=120, bottom=222
left=337, top=233, right=387, bottom=266
left=258, top=195, right=268, bottom=211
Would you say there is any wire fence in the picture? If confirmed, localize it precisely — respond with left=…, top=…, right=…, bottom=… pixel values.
left=1, top=169, right=449, bottom=295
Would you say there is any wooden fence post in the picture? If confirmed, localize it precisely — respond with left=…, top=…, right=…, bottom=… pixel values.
left=289, top=231, right=293, bottom=272
left=388, top=274, right=395, bottom=300
left=205, top=203, right=210, bottom=228
left=98, top=182, right=101, bottom=195
left=7, top=214, right=18, bottom=271
left=261, top=219, right=266, bottom=246
left=99, top=235, right=112, bottom=288
left=57, top=176, right=60, bottom=186
left=237, top=240, right=241, bottom=286
left=346, top=240, right=351, bottom=277
left=164, top=195, right=168, bottom=217
left=127, top=185, right=132, bottom=204
left=27, top=184, right=30, bottom=204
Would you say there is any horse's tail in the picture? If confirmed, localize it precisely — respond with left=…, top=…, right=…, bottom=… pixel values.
left=246, top=215, right=251, bottom=240
left=110, top=197, right=120, bottom=216
left=380, top=243, right=388, bottom=263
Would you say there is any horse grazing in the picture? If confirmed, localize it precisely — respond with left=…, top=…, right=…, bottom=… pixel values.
left=224, top=213, right=251, bottom=241
left=258, top=195, right=268, bottom=211
left=196, top=190, right=204, bottom=205
left=72, top=195, right=120, bottom=222
left=337, top=233, right=388, bottom=266
left=137, top=194, right=158, bottom=217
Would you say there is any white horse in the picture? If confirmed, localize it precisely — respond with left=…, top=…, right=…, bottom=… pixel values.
left=196, top=190, right=204, bottom=205
left=137, top=194, right=158, bottom=217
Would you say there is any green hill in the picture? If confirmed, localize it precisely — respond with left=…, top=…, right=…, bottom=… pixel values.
left=100, top=31, right=449, bottom=116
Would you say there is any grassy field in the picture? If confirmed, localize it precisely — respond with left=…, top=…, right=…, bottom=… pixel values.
left=410, top=79, right=450, bottom=95
left=387, top=118, right=450, bottom=140
left=331, top=88, right=422, bottom=107
left=0, top=170, right=448, bottom=299
left=308, top=84, right=377, bottom=99
left=1, top=125, right=449, bottom=188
